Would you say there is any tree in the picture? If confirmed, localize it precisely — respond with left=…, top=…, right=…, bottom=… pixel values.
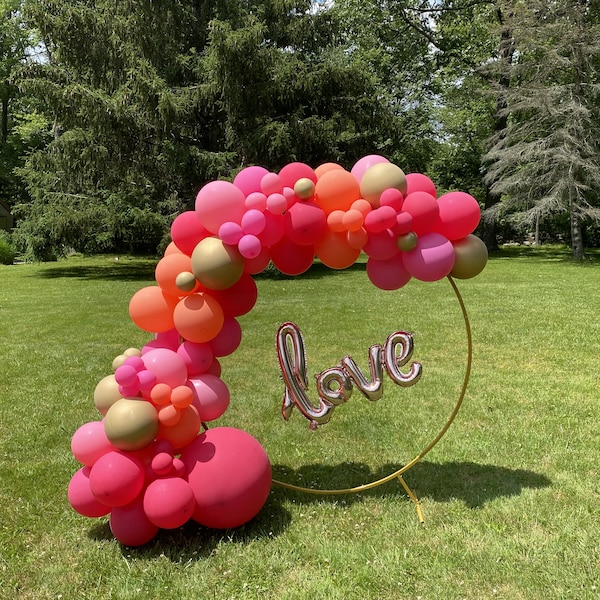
left=483, top=0, right=600, bottom=259
left=14, top=0, right=398, bottom=259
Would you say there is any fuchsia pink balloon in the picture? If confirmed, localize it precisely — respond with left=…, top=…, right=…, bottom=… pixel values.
left=187, top=373, right=231, bottom=422
left=233, top=165, right=270, bottom=196
left=435, top=191, right=481, bottom=240
left=89, top=451, right=145, bottom=507
left=402, top=232, right=456, bottom=282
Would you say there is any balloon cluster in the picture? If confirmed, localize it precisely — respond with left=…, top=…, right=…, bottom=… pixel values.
left=68, top=155, right=486, bottom=546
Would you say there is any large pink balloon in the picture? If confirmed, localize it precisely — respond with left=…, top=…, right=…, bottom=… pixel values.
left=270, top=238, right=314, bottom=275
left=143, top=477, right=195, bottom=529
left=350, top=155, right=389, bottom=183
left=278, top=162, right=317, bottom=189
left=68, top=467, right=112, bottom=518
left=187, top=373, right=230, bottom=422
left=208, top=273, right=258, bottom=317
left=402, top=232, right=455, bottom=282
left=177, top=341, right=214, bottom=376
left=71, top=420, right=115, bottom=467
left=366, top=255, right=412, bottom=291
left=170, top=211, right=209, bottom=256
left=195, top=181, right=246, bottom=234
left=363, top=229, right=399, bottom=261
left=89, top=451, right=145, bottom=507
left=181, top=427, right=272, bottom=529
left=401, top=192, right=439, bottom=235
left=209, top=317, right=242, bottom=357
left=233, top=166, right=270, bottom=197
left=435, top=192, right=481, bottom=240
left=405, top=173, right=436, bottom=197
left=141, top=348, right=188, bottom=388
left=283, top=201, right=327, bottom=246
left=110, top=497, right=159, bottom=547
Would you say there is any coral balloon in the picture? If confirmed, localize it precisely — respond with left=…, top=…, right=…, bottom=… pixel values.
left=315, top=229, right=360, bottom=270
left=195, top=181, right=246, bottom=234
left=315, top=162, right=345, bottom=178
left=367, top=255, right=412, bottom=291
left=103, top=398, right=159, bottom=451
left=191, top=237, right=244, bottom=291
left=156, top=405, right=201, bottom=450
left=170, top=211, right=209, bottom=256
left=402, top=232, right=455, bottom=282
left=451, top=234, right=488, bottom=279
left=128, top=286, right=178, bottom=333
left=68, top=467, right=112, bottom=518
left=71, top=421, right=115, bottom=467
left=181, top=427, right=272, bottom=529
left=110, top=497, right=159, bottom=547
left=173, top=292, right=224, bottom=343
left=188, top=373, right=231, bottom=422
left=360, top=163, right=407, bottom=208
left=283, top=201, right=327, bottom=246
left=89, top=451, right=145, bottom=507
left=435, top=192, right=481, bottom=240
left=155, top=252, right=195, bottom=297
left=314, top=169, right=361, bottom=215
left=270, top=238, right=314, bottom=275
left=401, top=192, right=439, bottom=235
left=143, top=477, right=196, bottom=529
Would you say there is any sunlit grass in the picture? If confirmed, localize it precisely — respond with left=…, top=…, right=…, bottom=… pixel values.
left=0, top=246, right=598, bottom=599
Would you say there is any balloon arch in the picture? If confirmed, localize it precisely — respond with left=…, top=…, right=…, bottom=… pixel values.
left=68, top=155, right=487, bottom=546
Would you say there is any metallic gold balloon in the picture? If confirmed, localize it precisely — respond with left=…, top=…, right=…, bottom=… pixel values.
left=93, top=374, right=122, bottom=416
left=397, top=231, right=418, bottom=252
left=450, top=234, right=488, bottom=279
left=294, top=177, right=316, bottom=200
left=191, top=237, right=245, bottom=290
left=103, top=398, right=159, bottom=451
left=176, top=270, right=198, bottom=293
left=360, top=163, right=407, bottom=208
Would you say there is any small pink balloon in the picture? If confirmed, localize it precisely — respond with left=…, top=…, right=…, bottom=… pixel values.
left=188, top=373, right=231, bottom=422
left=402, top=232, right=455, bottom=282
left=238, top=234, right=262, bottom=259
left=245, top=191, right=268, bottom=211
left=379, top=188, right=404, bottom=211
left=394, top=212, right=414, bottom=235
left=241, top=209, right=266, bottom=235
left=266, top=193, right=287, bottom=215
left=350, top=155, right=390, bottom=183
left=115, top=364, right=138, bottom=387
left=151, top=452, right=174, bottom=476
left=233, top=165, right=270, bottom=197
left=137, top=369, right=156, bottom=391
left=364, top=206, right=397, bottom=234
left=218, top=221, right=243, bottom=245
left=261, top=173, right=283, bottom=196
left=71, top=421, right=115, bottom=467
left=143, top=477, right=196, bottom=529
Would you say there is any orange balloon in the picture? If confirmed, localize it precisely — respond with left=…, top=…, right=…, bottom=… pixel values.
left=316, top=229, right=361, bottom=270
left=347, top=228, right=368, bottom=250
left=342, top=209, right=364, bottom=232
left=314, top=169, right=361, bottom=215
left=327, top=210, right=346, bottom=232
left=156, top=405, right=201, bottom=450
left=155, top=253, right=196, bottom=297
left=315, top=162, right=346, bottom=178
left=173, top=292, right=224, bottom=343
left=163, top=241, right=181, bottom=256
left=129, top=286, right=178, bottom=333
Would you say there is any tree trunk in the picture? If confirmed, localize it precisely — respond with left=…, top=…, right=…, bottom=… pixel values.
left=569, top=192, right=584, bottom=260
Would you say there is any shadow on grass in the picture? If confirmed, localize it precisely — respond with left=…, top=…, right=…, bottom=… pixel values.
left=490, top=244, right=600, bottom=263
left=271, top=459, right=551, bottom=509
left=33, top=260, right=156, bottom=282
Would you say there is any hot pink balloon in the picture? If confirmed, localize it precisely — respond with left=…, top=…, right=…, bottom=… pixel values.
left=405, top=173, right=437, bottom=197
left=435, top=191, right=481, bottom=240
left=89, top=451, right=145, bottom=507
left=177, top=340, right=214, bottom=376
left=364, top=205, right=397, bottom=234
left=402, top=232, right=455, bottom=282
left=238, top=234, right=262, bottom=259
left=195, top=181, right=246, bottom=234
left=283, top=201, right=327, bottom=246
left=170, top=211, right=209, bottom=256
left=367, top=255, right=412, bottom=291
left=110, top=497, right=159, bottom=547
left=68, top=467, right=112, bottom=518
left=233, top=165, right=270, bottom=197
left=350, top=155, right=389, bottom=183
left=187, top=373, right=231, bottom=422
left=143, top=477, right=195, bottom=529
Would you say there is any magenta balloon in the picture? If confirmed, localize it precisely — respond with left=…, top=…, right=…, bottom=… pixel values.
left=71, top=421, right=116, bottom=467
left=405, top=172, right=437, bottom=197
left=366, top=255, right=412, bottom=291
left=241, top=209, right=266, bottom=235
left=218, top=221, right=243, bottom=245
left=259, top=212, right=285, bottom=247
left=141, top=348, right=188, bottom=388
left=208, top=273, right=258, bottom=317
left=143, top=477, right=195, bottom=529
left=110, top=497, right=159, bottom=547
left=379, top=188, right=404, bottom=211
left=181, top=427, right=272, bottom=529
left=170, top=211, right=209, bottom=256
left=187, top=374, right=231, bottom=422
left=68, top=467, right=112, bottom=518
left=435, top=191, right=481, bottom=240
left=270, top=237, right=315, bottom=275
left=209, top=317, right=242, bottom=357
left=402, top=232, right=455, bottom=282
left=401, top=191, right=440, bottom=235
left=363, top=229, right=400, bottom=260
left=278, top=162, right=317, bottom=188
left=177, top=340, right=214, bottom=376
left=233, top=165, right=270, bottom=197
left=350, top=155, right=389, bottom=183
left=89, top=451, right=145, bottom=507
left=195, top=181, right=246, bottom=234
left=238, top=234, right=262, bottom=259
left=283, top=201, right=327, bottom=246
left=364, top=205, right=397, bottom=234
left=393, top=212, right=414, bottom=235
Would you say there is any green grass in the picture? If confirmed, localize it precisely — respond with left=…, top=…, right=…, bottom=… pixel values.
left=0, top=246, right=599, bottom=599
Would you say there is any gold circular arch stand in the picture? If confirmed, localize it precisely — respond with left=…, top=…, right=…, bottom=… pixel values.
left=271, top=275, right=473, bottom=524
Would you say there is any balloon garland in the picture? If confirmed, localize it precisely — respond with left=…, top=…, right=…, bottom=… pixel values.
left=68, top=155, right=487, bottom=546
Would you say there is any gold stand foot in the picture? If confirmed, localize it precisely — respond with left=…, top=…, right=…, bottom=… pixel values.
left=397, top=475, right=425, bottom=524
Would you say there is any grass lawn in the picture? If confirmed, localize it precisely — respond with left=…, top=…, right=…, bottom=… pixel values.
left=0, top=246, right=598, bottom=599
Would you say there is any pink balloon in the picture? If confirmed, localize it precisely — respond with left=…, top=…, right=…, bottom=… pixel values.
left=209, top=317, right=242, bottom=357
left=435, top=191, right=481, bottom=240
left=278, top=162, right=317, bottom=188
left=270, top=238, right=314, bottom=275
left=71, top=421, right=116, bottom=467
left=89, top=451, right=145, bottom=507
left=238, top=234, right=262, bottom=259
left=402, top=232, right=455, bottom=282
left=68, top=467, right=112, bottom=518
left=258, top=212, right=285, bottom=247
left=110, top=497, right=159, bottom=547
left=146, top=328, right=180, bottom=352
left=260, top=172, right=283, bottom=196
left=241, top=209, right=266, bottom=235
left=350, top=155, right=389, bottom=183
left=181, top=427, right=272, bottom=529
left=244, top=246, right=271, bottom=274
left=218, top=221, right=243, bottom=245
left=143, top=477, right=195, bottom=529
left=245, top=191, right=268, bottom=211
left=364, top=206, right=397, bottom=234
left=379, top=188, right=404, bottom=211
left=283, top=201, right=327, bottom=246
left=233, top=166, right=270, bottom=197
left=177, top=341, right=214, bottom=376
left=266, top=193, right=287, bottom=215
left=405, top=173, right=437, bottom=197
left=170, top=211, right=209, bottom=256
left=363, top=229, right=399, bottom=260
left=141, top=348, right=188, bottom=388
left=402, top=192, right=439, bottom=235
left=393, top=212, right=414, bottom=235
left=187, top=374, right=231, bottom=422
left=208, top=273, right=258, bottom=317
left=195, top=181, right=246, bottom=234
left=366, top=255, right=412, bottom=291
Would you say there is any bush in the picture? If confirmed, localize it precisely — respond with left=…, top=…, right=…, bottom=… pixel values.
left=0, top=231, right=16, bottom=264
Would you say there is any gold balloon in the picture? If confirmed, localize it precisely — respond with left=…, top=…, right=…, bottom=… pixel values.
left=176, top=270, right=198, bottom=292
left=191, top=237, right=245, bottom=290
left=93, top=374, right=122, bottom=416
left=111, top=354, right=127, bottom=370
left=450, top=234, right=488, bottom=279
left=397, top=231, right=418, bottom=252
left=294, top=177, right=315, bottom=200
left=103, top=398, right=159, bottom=451
left=360, top=163, right=407, bottom=208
